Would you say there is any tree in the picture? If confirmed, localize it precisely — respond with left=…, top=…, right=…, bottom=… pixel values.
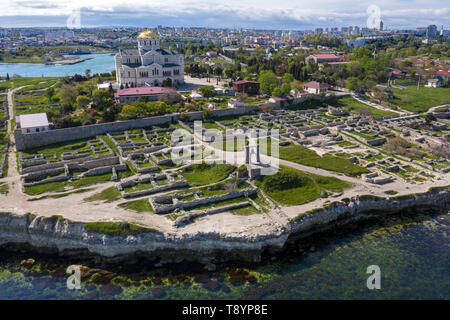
left=202, top=109, right=213, bottom=120
left=291, top=80, right=303, bottom=95
left=258, top=70, right=278, bottom=95
left=6, top=73, right=10, bottom=81
left=76, top=95, right=91, bottom=108
left=44, top=87, right=55, bottom=102
left=179, top=113, right=189, bottom=122
left=237, top=92, right=248, bottom=102
left=92, top=89, right=113, bottom=108
left=85, top=69, right=91, bottom=78
left=198, top=85, right=217, bottom=97
left=282, top=73, right=294, bottom=84
left=59, top=85, right=78, bottom=105
left=162, top=78, right=172, bottom=87
left=346, top=77, right=359, bottom=92
left=279, top=82, right=291, bottom=96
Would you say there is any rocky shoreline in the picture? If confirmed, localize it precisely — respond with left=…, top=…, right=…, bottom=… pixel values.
left=0, top=186, right=448, bottom=266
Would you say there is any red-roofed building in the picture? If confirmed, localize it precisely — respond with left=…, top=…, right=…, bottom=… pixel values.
left=436, top=70, right=450, bottom=81
left=232, top=80, right=260, bottom=95
left=114, top=86, right=178, bottom=103
left=306, top=53, right=344, bottom=65
left=390, top=68, right=406, bottom=78
left=303, top=81, right=330, bottom=94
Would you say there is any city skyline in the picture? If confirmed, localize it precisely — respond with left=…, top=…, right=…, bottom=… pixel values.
left=0, top=0, right=449, bottom=30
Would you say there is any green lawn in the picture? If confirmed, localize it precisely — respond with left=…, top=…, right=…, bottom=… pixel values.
left=333, top=96, right=397, bottom=117
left=0, top=182, right=8, bottom=194
left=390, top=85, right=450, bottom=112
left=180, top=163, right=235, bottom=186
left=210, top=138, right=246, bottom=152
left=22, top=138, right=93, bottom=160
left=0, top=77, right=61, bottom=90
left=264, top=142, right=369, bottom=176
left=25, top=170, right=133, bottom=195
left=203, top=122, right=225, bottom=132
left=118, top=199, right=155, bottom=213
left=83, top=222, right=158, bottom=236
left=255, top=165, right=352, bottom=206
left=84, top=186, right=121, bottom=203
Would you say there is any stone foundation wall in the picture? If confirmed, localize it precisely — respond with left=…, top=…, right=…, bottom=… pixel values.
left=15, top=107, right=261, bottom=151
left=150, top=188, right=257, bottom=214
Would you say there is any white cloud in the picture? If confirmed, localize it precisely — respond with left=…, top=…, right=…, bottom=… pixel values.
left=1, top=0, right=449, bottom=28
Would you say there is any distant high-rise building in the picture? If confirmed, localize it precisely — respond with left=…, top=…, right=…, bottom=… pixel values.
left=354, top=26, right=360, bottom=34
left=341, top=27, right=349, bottom=33
left=315, top=28, right=323, bottom=34
left=377, top=20, right=384, bottom=31
left=426, top=25, right=438, bottom=39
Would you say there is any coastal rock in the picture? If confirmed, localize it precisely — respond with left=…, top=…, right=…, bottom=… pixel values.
left=204, top=263, right=216, bottom=271
left=99, top=284, right=122, bottom=297
left=0, top=187, right=448, bottom=265
left=19, top=258, right=35, bottom=269
left=152, top=288, right=166, bottom=298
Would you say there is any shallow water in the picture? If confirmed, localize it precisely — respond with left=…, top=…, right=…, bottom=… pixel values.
left=0, top=209, right=448, bottom=300
left=0, top=54, right=115, bottom=77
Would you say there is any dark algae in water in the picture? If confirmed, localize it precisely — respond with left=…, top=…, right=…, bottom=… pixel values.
left=0, top=209, right=448, bottom=300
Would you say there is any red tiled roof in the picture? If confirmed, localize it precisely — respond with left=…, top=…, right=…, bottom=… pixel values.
left=327, top=61, right=351, bottom=65
left=304, top=81, right=330, bottom=89
left=436, top=70, right=450, bottom=76
left=115, top=86, right=176, bottom=98
left=311, top=54, right=339, bottom=59
left=270, top=96, right=293, bottom=101
left=232, top=80, right=260, bottom=85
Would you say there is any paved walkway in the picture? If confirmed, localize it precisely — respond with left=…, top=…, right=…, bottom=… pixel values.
left=351, top=94, right=406, bottom=115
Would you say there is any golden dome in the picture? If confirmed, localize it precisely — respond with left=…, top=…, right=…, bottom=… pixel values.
left=137, top=30, right=157, bottom=39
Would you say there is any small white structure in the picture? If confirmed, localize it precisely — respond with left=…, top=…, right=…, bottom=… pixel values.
left=190, top=92, right=203, bottom=98
left=426, top=78, right=443, bottom=88
left=97, top=82, right=121, bottom=90
left=17, top=113, right=50, bottom=133
left=228, top=98, right=244, bottom=108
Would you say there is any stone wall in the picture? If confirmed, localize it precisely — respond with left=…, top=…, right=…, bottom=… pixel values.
left=15, top=107, right=261, bottom=151
left=0, top=153, right=6, bottom=178
left=150, top=188, right=257, bottom=214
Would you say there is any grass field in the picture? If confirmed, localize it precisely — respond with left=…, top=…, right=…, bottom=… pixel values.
left=333, top=96, right=397, bottom=117
left=390, top=85, right=450, bottom=112
left=180, top=163, right=235, bottom=186
left=0, top=182, right=8, bottom=194
left=0, top=77, right=61, bottom=90
left=263, top=142, right=369, bottom=176
left=24, top=170, right=133, bottom=195
left=84, top=186, right=121, bottom=203
left=83, top=221, right=158, bottom=236
left=118, top=199, right=155, bottom=213
left=255, top=165, right=352, bottom=206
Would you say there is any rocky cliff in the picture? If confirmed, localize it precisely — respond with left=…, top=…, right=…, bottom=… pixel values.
left=0, top=186, right=448, bottom=264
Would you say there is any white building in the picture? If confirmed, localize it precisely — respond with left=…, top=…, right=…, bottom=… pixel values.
left=426, top=78, right=443, bottom=88
left=115, top=30, right=184, bottom=87
left=17, top=113, right=50, bottom=134
left=228, top=98, right=244, bottom=108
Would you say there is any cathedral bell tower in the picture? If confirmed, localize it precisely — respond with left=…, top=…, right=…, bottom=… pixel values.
left=137, top=29, right=160, bottom=54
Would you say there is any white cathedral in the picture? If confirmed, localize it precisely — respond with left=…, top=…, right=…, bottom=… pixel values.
left=115, top=30, right=184, bottom=87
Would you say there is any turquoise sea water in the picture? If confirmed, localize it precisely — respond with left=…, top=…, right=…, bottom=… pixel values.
left=0, top=54, right=115, bottom=78
left=0, top=209, right=448, bottom=300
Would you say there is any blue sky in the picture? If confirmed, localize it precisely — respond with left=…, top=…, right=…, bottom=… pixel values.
left=1, top=0, right=449, bottom=30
